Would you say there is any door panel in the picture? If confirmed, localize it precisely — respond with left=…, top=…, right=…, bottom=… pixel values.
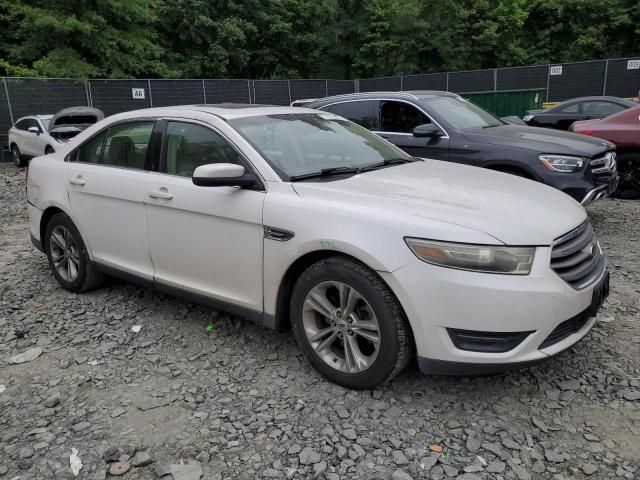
left=66, top=164, right=153, bottom=278
left=376, top=100, right=450, bottom=160
left=145, top=120, right=265, bottom=311
left=145, top=173, right=265, bottom=310
left=66, top=121, right=155, bottom=278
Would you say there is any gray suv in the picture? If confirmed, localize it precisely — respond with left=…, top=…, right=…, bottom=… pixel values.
left=307, top=91, right=619, bottom=205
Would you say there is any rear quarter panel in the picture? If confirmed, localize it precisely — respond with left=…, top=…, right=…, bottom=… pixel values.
left=27, top=155, right=72, bottom=244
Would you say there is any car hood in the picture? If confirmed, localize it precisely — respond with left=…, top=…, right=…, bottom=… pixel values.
left=48, top=107, right=104, bottom=132
left=292, top=161, right=586, bottom=246
left=461, top=124, right=612, bottom=156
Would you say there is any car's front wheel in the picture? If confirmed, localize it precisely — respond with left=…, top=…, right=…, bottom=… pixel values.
left=290, top=257, right=413, bottom=389
left=11, top=145, right=25, bottom=168
left=44, top=213, right=104, bottom=292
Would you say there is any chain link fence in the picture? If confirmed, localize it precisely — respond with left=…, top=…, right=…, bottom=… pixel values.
left=2, top=56, right=639, bottom=157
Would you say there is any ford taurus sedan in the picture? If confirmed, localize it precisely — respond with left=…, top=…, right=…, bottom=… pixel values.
left=26, top=105, right=609, bottom=389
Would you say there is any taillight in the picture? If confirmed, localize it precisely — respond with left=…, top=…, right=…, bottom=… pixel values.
left=579, top=130, right=594, bottom=136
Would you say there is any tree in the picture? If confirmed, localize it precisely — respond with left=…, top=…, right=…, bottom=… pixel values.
left=0, top=0, right=169, bottom=78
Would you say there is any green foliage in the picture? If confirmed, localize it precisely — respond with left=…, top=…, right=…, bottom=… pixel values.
left=0, top=0, right=638, bottom=79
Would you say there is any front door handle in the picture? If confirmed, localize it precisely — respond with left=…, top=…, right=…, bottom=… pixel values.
left=69, top=175, right=85, bottom=186
left=148, top=188, right=173, bottom=200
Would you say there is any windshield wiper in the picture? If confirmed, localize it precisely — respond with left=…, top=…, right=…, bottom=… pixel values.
left=357, top=157, right=422, bottom=173
left=289, top=166, right=360, bottom=182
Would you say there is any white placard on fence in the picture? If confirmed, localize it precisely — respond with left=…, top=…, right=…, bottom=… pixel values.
left=627, top=60, right=640, bottom=70
left=132, top=88, right=146, bottom=99
left=550, top=65, right=563, bottom=76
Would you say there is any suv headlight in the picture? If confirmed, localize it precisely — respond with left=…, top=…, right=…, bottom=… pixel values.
left=405, top=238, right=535, bottom=275
left=539, top=154, right=586, bottom=173
left=523, top=114, right=534, bottom=122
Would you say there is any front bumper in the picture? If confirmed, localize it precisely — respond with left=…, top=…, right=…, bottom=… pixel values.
left=380, top=249, right=609, bottom=375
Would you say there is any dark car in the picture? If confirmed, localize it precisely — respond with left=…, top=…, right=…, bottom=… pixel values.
left=523, top=96, right=636, bottom=131
left=306, top=91, right=619, bottom=205
left=570, top=104, right=640, bottom=198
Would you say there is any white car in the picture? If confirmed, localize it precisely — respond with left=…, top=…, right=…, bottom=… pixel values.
left=9, top=107, right=103, bottom=167
left=26, top=105, right=609, bottom=389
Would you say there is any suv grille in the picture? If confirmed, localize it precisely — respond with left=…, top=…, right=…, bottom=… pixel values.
left=550, top=221, right=604, bottom=290
left=590, top=151, right=616, bottom=178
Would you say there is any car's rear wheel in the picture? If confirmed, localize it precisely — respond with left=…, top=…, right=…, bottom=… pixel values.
left=11, top=145, right=25, bottom=168
left=290, top=256, right=413, bottom=389
left=44, top=213, right=104, bottom=292
left=614, top=152, right=640, bottom=199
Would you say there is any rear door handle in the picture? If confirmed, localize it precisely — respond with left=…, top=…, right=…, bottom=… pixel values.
left=69, top=175, right=85, bottom=186
left=148, top=188, right=173, bottom=200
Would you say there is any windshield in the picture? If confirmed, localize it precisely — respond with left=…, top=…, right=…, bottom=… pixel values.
left=428, top=96, right=503, bottom=130
left=229, top=113, right=410, bottom=179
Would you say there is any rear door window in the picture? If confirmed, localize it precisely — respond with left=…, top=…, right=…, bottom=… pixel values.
left=75, top=131, right=107, bottom=164
left=558, top=103, right=580, bottom=114
left=582, top=101, right=627, bottom=116
left=14, top=119, right=29, bottom=130
left=379, top=101, right=430, bottom=133
left=321, top=101, right=379, bottom=130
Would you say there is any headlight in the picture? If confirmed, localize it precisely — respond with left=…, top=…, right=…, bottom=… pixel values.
left=522, top=115, right=533, bottom=122
left=539, top=154, right=586, bottom=173
left=405, top=238, right=535, bottom=275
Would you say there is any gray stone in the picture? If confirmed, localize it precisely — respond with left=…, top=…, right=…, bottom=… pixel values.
left=8, top=347, right=43, bottom=364
left=419, top=455, right=438, bottom=471
left=623, top=391, right=640, bottom=401
left=43, top=392, right=61, bottom=408
left=384, top=405, right=403, bottom=419
left=131, top=451, right=153, bottom=467
left=18, top=447, right=34, bottom=459
left=486, top=461, right=506, bottom=473
left=545, top=450, right=566, bottom=463
left=392, top=450, right=409, bottom=465
left=557, top=379, right=580, bottom=391
left=391, top=469, right=413, bottom=480
left=299, top=447, right=321, bottom=465
left=466, top=434, right=482, bottom=452
left=342, top=428, right=357, bottom=441
left=262, top=468, right=283, bottom=478
left=581, top=463, right=598, bottom=475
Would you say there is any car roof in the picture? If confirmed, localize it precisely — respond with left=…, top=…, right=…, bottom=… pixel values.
left=17, top=114, right=53, bottom=121
left=117, top=104, right=323, bottom=120
left=555, top=96, right=631, bottom=105
left=307, top=90, right=458, bottom=106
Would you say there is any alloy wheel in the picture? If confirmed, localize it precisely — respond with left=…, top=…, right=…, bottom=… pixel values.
left=302, top=281, right=381, bottom=374
left=49, top=225, right=80, bottom=282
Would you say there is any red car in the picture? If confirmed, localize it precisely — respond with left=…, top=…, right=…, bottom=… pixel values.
left=571, top=104, right=640, bottom=198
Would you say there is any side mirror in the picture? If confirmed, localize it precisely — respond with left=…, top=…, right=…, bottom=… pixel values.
left=192, top=163, right=259, bottom=188
left=28, top=126, right=40, bottom=135
left=413, top=123, right=442, bottom=138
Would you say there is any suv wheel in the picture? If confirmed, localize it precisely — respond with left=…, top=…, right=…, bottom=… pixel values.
left=614, top=153, right=640, bottom=199
left=44, top=213, right=104, bottom=292
left=290, top=257, right=413, bottom=389
left=11, top=145, right=25, bottom=168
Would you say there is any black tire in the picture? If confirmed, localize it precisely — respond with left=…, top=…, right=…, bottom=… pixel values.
left=11, top=144, right=26, bottom=168
left=44, top=212, right=104, bottom=292
left=613, top=152, right=640, bottom=200
left=45, top=145, right=55, bottom=155
left=290, top=256, right=413, bottom=389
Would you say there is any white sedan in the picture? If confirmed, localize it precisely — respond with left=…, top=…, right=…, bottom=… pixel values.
left=26, top=105, right=609, bottom=388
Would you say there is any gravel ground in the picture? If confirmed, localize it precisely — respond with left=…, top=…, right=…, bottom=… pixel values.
left=0, top=162, right=639, bottom=480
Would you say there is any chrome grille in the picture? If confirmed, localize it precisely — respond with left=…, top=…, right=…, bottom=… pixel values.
left=590, top=151, right=616, bottom=177
left=550, top=221, right=604, bottom=290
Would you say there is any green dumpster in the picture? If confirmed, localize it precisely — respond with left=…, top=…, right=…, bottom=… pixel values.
left=461, top=89, right=545, bottom=118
